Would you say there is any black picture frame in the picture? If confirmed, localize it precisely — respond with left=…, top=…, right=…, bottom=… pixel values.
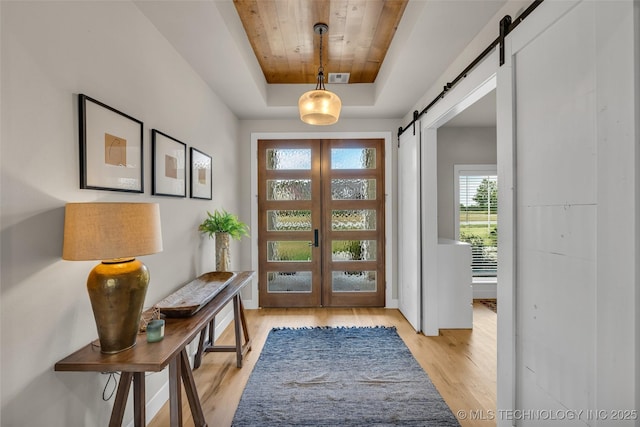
left=190, top=147, right=212, bottom=200
left=151, top=129, right=187, bottom=197
left=78, top=94, right=144, bottom=193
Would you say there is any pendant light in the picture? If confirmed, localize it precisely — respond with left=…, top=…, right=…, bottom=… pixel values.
left=298, top=23, right=342, bottom=125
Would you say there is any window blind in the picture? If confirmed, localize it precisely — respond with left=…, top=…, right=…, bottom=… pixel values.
left=458, top=173, right=497, bottom=278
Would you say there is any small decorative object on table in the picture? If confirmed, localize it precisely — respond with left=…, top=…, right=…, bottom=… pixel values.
left=139, top=306, right=161, bottom=332
left=198, top=209, right=249, bottom=271
left=155, top=271, right=236, bottom=317
left=146, top=319, right=165, bottom=342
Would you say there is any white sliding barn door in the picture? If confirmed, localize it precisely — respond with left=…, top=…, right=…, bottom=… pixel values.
left=505, top=0, right=639, bottom=421
left=514, top=7, right=597, bottom=414
left=398, top=126, right=421, bottom=331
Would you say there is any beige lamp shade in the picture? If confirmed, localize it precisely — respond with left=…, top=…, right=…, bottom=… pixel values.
left=298, top=89, right=342, bottom=125
left=63, top=202, right=163, bottom=261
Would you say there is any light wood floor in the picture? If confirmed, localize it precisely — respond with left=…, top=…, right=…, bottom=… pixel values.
left=148, top=301, right=496, bottom=427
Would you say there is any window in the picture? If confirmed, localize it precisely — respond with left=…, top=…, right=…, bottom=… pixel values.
left=454, top=165, right=497, bottom=278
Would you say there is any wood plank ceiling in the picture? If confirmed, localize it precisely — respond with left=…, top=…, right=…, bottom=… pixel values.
left=233, top=0, right=409, bottom=84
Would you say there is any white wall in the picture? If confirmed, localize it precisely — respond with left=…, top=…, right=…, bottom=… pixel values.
left=1, top=2, right=245, bottom=426
left=436, top=126, right=497, bottom=240
left=401, top=1, right=532, bottom=126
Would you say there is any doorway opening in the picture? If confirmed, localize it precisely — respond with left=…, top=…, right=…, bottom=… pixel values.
left=438, top=89, right=498, bottom=301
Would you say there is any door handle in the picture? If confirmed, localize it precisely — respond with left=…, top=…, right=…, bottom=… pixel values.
left=314, top=229, right=319, bottom=247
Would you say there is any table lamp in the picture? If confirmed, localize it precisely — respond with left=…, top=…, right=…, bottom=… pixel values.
left=62, top=202, right=163, bottom=353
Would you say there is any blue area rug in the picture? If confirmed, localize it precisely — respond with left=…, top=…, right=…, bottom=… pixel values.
left=232, top=326, right=460, bottom=426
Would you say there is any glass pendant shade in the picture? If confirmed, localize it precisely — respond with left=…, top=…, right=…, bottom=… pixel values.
left=298, top=88, right=342, bottom=125
left=298, top=22, right=341, bottom=125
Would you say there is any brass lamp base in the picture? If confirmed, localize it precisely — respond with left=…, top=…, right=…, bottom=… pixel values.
left=87, top=258, right=150, bottom=354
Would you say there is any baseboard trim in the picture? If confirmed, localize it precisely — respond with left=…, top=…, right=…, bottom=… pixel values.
left=144, top=381, right=169, bottom=426
left=125, top=379, right=170, bottom=427
left=245, top=298, right=399, bottom=309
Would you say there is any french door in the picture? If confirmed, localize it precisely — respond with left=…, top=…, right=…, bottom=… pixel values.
left=257, top=139, right=385, bottom=308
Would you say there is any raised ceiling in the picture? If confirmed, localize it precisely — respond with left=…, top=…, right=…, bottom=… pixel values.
left=233, top=0, right=409, bottom=84
left=134, top=0, right=511, bottom=121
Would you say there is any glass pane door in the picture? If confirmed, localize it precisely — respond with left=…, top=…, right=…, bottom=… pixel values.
left=258, top=139, right=385, bottom=307
left=322, top=139, right=385, bottom=307
left=258, top=140, right=321, bottom=307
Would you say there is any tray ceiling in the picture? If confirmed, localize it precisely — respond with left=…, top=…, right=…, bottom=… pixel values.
left=233, top=0, right=409, bottom=84
left=134, top=0, right=510, bottom=120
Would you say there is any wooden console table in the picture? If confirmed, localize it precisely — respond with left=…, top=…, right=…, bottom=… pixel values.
left=55, top=271, right=254, bottom=427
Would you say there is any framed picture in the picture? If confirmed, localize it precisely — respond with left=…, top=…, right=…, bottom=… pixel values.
left=151, top=129, right=186, bottom=197
left=78, top=94, right=143, bottom=192
left=190, top=147, right=212, bottom=200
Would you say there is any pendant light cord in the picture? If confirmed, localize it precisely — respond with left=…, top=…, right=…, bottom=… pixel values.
left=316, top=27, right=326, bottom=90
